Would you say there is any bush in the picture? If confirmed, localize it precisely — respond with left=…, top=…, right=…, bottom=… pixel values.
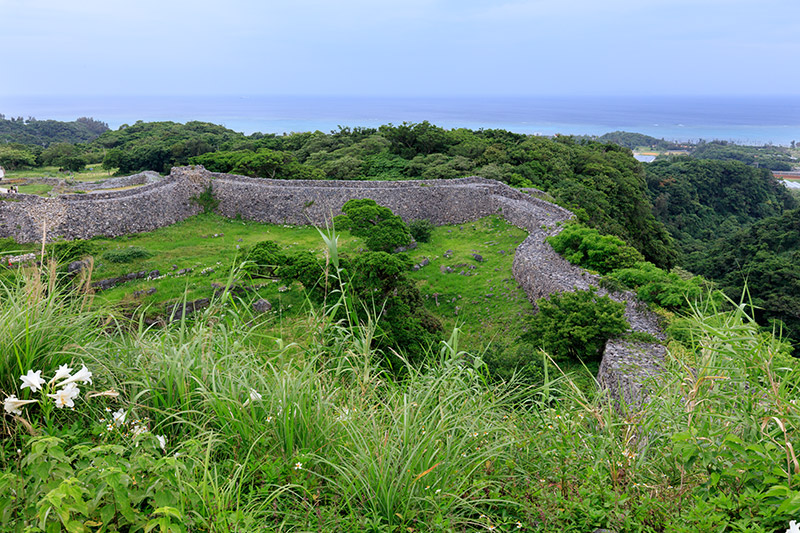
left=102, top=246, right=152, bottom=263
left=524, top=288, right=629, bottom=362
left=243, top=240, right=286, bottom=277
left=191, top=184, right=219, bottom=214
left=604, top=261, right=711, bottom=312
left=334, top=198, right=412, bottom=253
left=408, top=219, right=434, bottom=243
left=547, top=223, right=644, bottom=274
left=47, top=239, right=102, bottom=263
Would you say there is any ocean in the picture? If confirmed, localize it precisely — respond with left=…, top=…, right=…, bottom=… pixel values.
left=3, top=95, right=799, bottom=146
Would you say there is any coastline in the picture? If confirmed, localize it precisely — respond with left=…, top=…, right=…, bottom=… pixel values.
left=3, top=94, right=798, bottom=146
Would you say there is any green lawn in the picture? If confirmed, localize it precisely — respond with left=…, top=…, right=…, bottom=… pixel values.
left=32, top=213, right=531, bottom=357
left=4, top=164, right=115, bottom=182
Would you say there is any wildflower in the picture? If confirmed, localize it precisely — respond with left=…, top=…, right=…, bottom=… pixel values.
left=435, top=488, right=441, bottom=494
left=20, top=370, right=46, bottom=393
left=243, top=388, right=263, bottom=407
left=4, top=395, right=38, bottom=415
left=131, top=424, right=148, bottom=437
left=787, top=520, right=800, bottom=533
left=106, top=423, right=115, bottom=432
left=49, top=364, right=73, bottom=384
left=294, top=462, right=303, bottom=470
left=336, top=407, right=352, bottom=422
left=516, top=521, right=523, bottom=529
left=622, top=448, right=637, bottom=460
left=57, top=365, right=92, bottom=387
left=47, top=383, right=81, bottom=409
left=156, top=435, right=166, bottom=451
left=112, top=409, right=127, bottom=425
left=266, top=416, right=273, bottom=423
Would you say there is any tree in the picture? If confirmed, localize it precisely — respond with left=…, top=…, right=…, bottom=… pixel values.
left=524, top=288, right=629, bottom=362
left=334, top=199, right=413, bottom=253
left=0, top=146, right=36, bottom=170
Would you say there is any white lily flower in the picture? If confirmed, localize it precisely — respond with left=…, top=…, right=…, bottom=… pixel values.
left=47, top=383, right=81, bottom=409
left=57, top=365, right=92, bottom=387
left=49, top=364, right=73, bottom=384
left=20, top=370, right=46, bottom=393
left=112, top=409, right=126, bottom=425
left=243, top=388, right=263, bottom=407
left=787, top=520, right=800, bottom=533
left=156, top=434, right=166, bottom=451
left=4, top=395, right=39, bottom=415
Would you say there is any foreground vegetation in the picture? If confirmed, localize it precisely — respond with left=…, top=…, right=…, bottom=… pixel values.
left=2, top=247, right=799, bottom=531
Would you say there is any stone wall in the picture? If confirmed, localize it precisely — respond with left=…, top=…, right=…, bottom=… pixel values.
left=0, top=167, right=206, bottom=242
left=73, top=171, right=162, bottom=192
left=0, top=165, right=665, bottom=404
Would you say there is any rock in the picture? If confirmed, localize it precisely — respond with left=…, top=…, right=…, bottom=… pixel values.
left=175, top=268, right=192, bottom=275
left=92, top=278, right=119, bottom=291
left=67, top=259, right=90, bottom=274
left=393, top=241, right=418, bottom=253
left=471, top=253, right=484, bottom=262
left=439, top=265, right=453, bottom=274
left=165, top=298, right=209, bottom=321
left=133, top=287, right=157, bottom=297
left=252, top=298, right=272, bottom=313
left=148, top=270, right=160, bottom=279
left=412, top=257, right=430, bottom=271
left=443, top=250, right=453, bottom=258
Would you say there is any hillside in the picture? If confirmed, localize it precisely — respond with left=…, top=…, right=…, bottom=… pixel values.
left=0, top=115, right=108, bottom=146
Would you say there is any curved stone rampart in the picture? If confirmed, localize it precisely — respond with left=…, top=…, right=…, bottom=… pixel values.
left=0, top=166, right=664, bottom=404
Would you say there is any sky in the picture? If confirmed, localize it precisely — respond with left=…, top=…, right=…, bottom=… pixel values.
left=1, top=0, right=799, bottom=97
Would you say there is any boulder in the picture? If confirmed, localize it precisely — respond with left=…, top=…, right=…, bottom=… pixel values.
left=252, top=298, right=273, bottom=313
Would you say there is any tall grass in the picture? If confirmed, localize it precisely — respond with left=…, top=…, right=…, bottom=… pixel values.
left=2, top=244, right=800, bottom=531
left=0, top=260, right=108, bottom=398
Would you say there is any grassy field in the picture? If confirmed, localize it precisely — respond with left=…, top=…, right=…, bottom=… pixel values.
left=3, top=213, right=532, bottom=359
left=4, top=164, right=115, bottom=182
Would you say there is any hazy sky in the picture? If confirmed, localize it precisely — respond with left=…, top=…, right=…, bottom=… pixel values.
left=2, top=0, right=798, bottom=97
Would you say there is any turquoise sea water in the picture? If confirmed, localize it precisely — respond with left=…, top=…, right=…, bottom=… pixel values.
left=3, top=95, right=799, bottom=145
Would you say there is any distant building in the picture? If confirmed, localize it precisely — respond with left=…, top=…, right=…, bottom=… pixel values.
left=0, top=166, right=5, bottom=179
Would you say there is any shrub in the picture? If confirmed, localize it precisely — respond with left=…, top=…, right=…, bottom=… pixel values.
left=46, top=239, right=102, bottom=263
left=524, top=288, right=628, bottom=362
left=102, top=246, right=152, bottom=263
left=191, top=184, right=219, bottom=214
left=547, top=223, right=644, bottom=274
left=334, top=199, right=412, bottom=252
left=243, top=239, right=286, bottom=277
left=604, top=261, right=711, bottom=312
left=408, top=219, right=434, bottom=243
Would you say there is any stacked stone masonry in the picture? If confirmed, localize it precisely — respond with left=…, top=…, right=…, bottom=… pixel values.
left=0, top=166, right=664, bottom=404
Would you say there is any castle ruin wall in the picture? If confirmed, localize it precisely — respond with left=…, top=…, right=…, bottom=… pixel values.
left=0, top=166, right=664, bottom=404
